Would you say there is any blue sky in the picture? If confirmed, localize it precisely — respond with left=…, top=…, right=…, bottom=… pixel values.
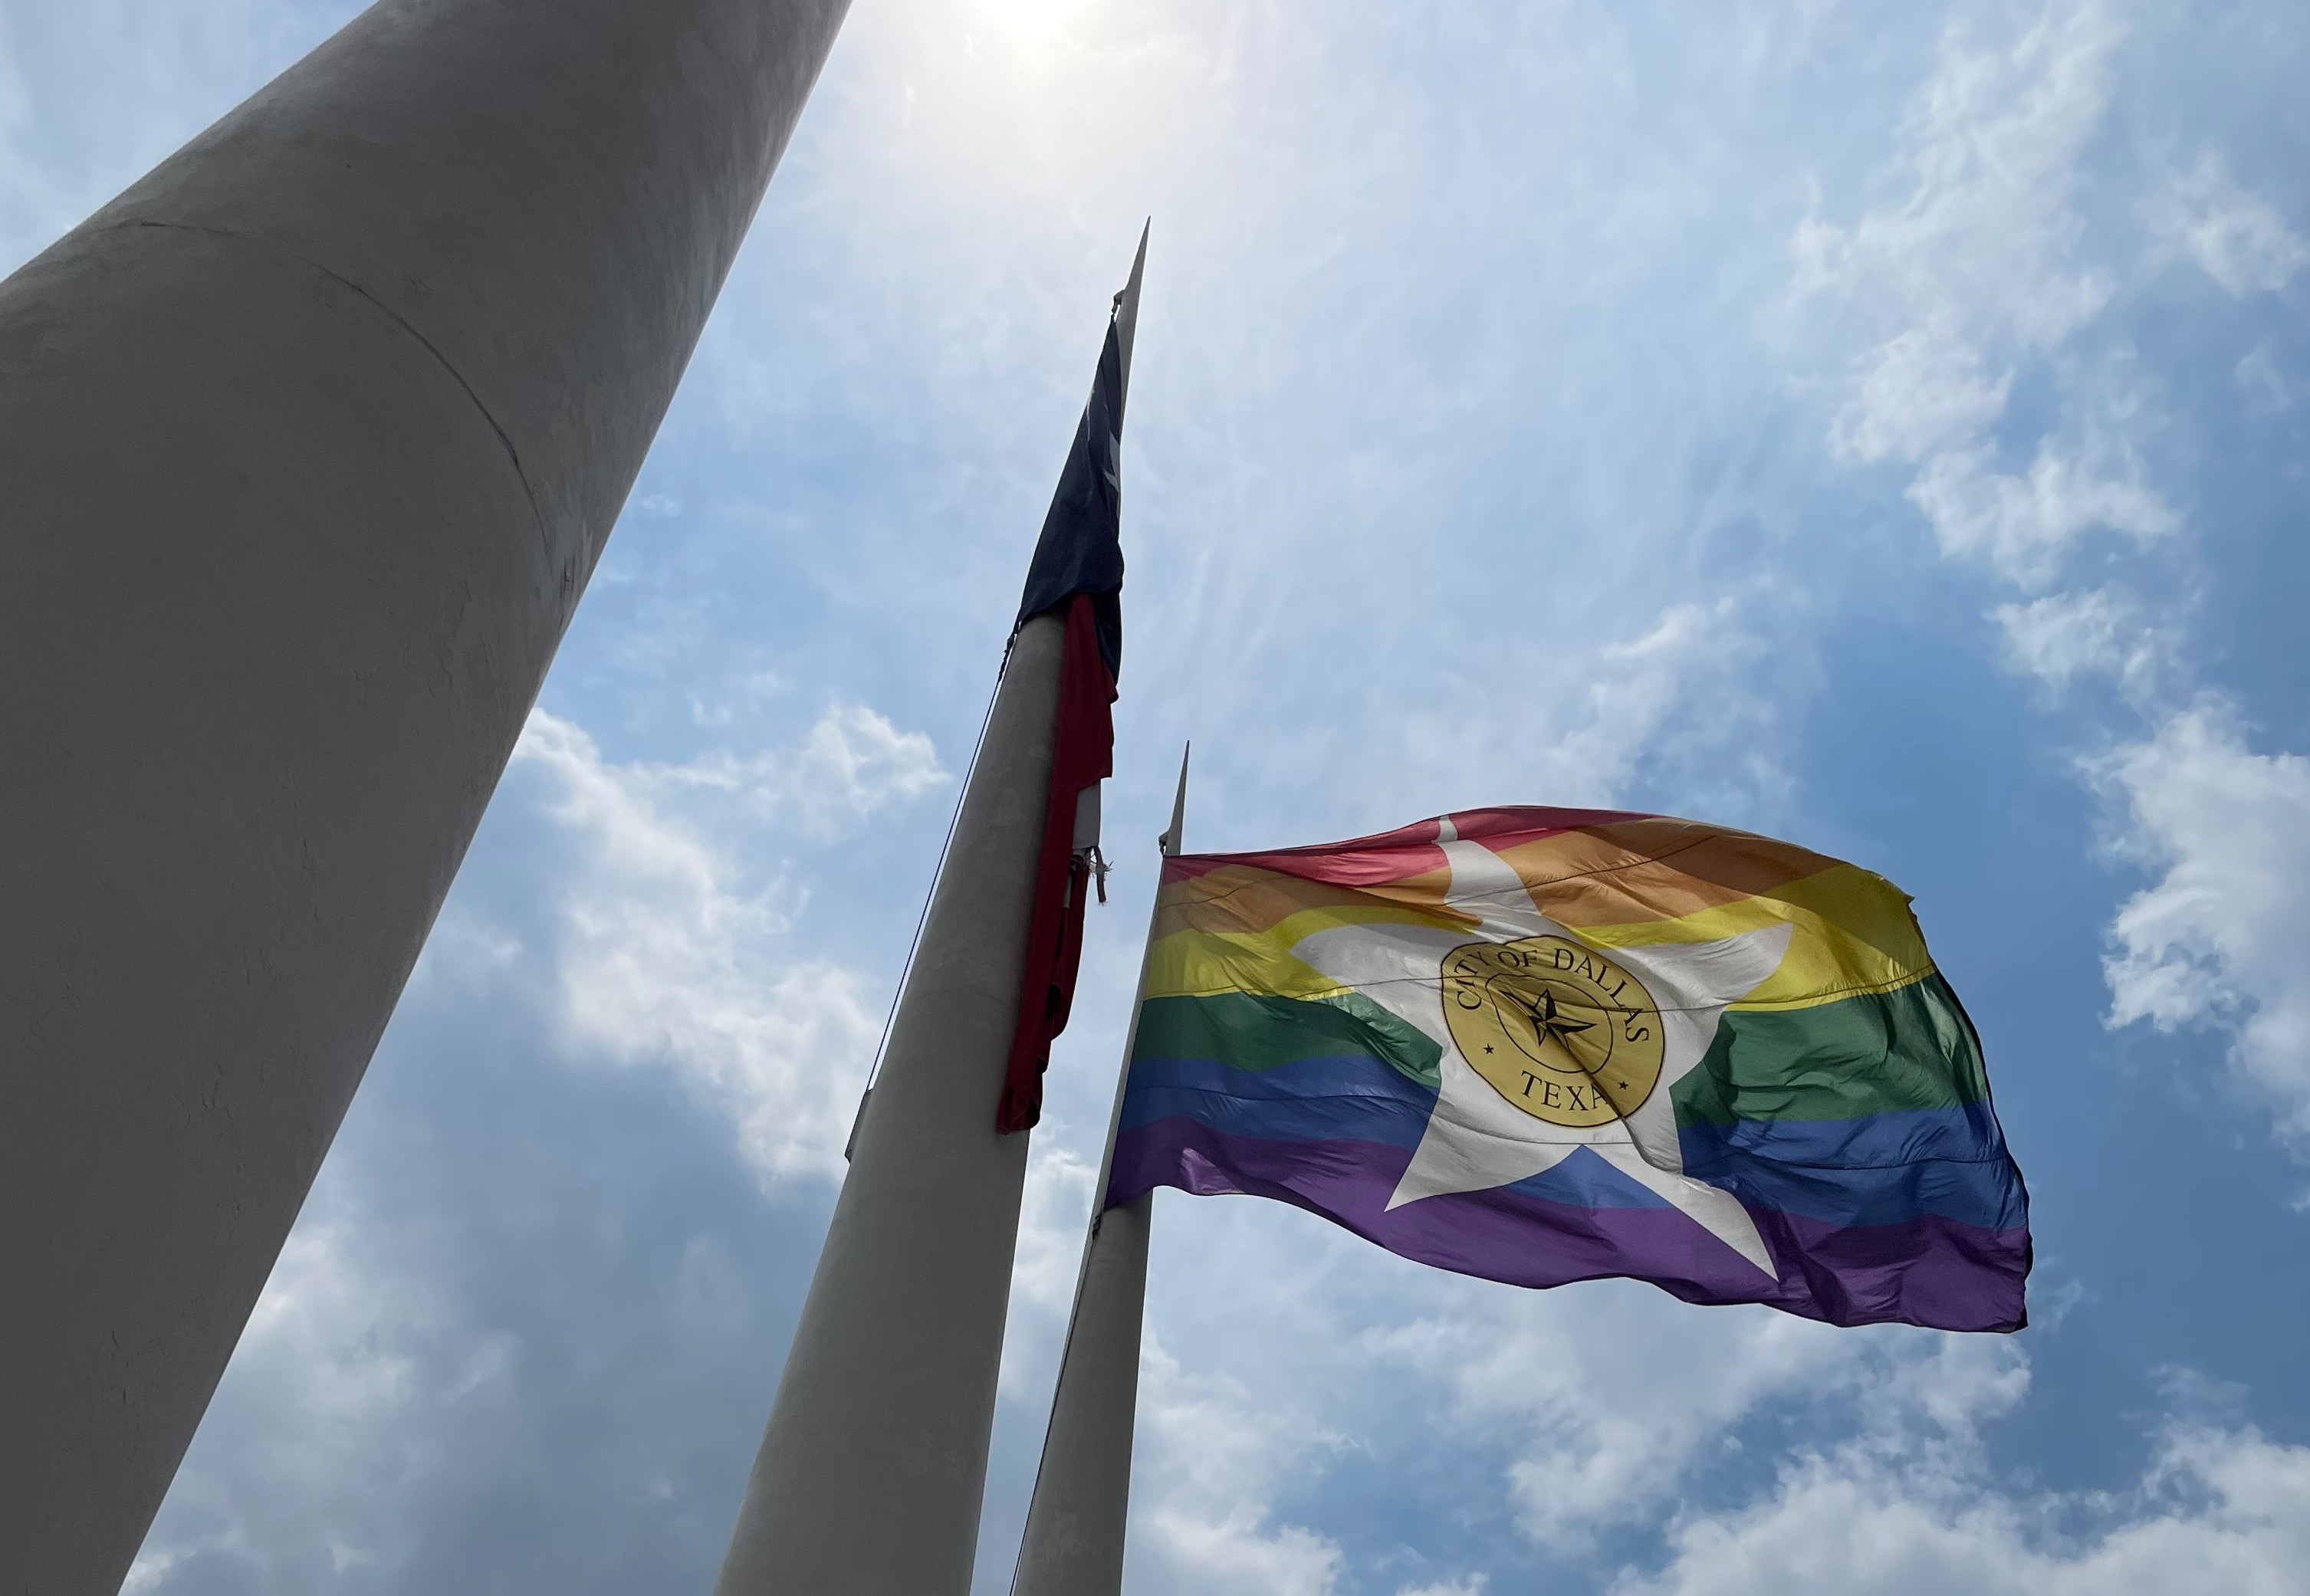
left=9, top=0, right=2310, bottom=1590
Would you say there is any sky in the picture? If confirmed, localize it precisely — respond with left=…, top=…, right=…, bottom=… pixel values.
left=6, top=0, right=2310, bottom=1591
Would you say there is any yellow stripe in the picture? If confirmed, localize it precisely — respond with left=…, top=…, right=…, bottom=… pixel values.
left=1149, top=863, right=1935, bottom=1014
left=1147, top=897, right=1451, bottom=999
left=1145, top=927, right=1348, bottom=1003
left=1571, top=864, right=1934, bottom=1010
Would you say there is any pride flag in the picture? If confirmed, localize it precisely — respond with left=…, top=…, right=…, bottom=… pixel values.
left=1106, top=808, right=2030, bottom=1331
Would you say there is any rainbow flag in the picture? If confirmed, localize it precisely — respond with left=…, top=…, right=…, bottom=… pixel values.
left=1107, top=808, right=2030, bottom=1331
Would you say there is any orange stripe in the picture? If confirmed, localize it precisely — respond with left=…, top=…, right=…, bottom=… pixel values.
left=1156, top=863, right=1471, bottom=939
left=1497, top=820, right=1842, bottom=927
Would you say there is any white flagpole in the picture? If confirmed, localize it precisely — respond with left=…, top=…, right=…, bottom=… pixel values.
left=0, top=2, right=847, bottom=1588
left=713, top=245, right=1146, bottom=1596
left=712, top=610, right=1061, bottom=1596
left=1010, top=745, right=1188, bottom=1596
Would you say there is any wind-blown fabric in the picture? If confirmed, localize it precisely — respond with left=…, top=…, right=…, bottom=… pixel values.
left=1107, top=808, right=2031, bottom=1331
left=1014, top=249, right=1130, bottom=676
left=997, top=238, right=1140, bottom=1133
left=997, top=593, right=1115, bottom=1134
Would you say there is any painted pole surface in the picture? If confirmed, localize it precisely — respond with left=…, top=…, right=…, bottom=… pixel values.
left=712, top=614, right=1067, bottom=1596
left=1010, top=1194, right=1152, bottom=1596
left=1009, top=751, right=1187, bottom=1596
left=0, top=2, right=848, bottom=1590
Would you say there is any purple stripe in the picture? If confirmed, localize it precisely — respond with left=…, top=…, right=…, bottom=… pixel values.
left=1111, top=1117, right=2028, bottom=1332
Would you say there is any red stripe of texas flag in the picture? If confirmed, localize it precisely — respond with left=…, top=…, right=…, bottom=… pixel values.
left=997, top=594, right=1116, bottom=1134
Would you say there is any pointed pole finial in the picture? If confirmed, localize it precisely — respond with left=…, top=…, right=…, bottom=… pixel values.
left=1112, top=219, right=1151, bottom=417
left=1157, top=741, right=1188, bottom=858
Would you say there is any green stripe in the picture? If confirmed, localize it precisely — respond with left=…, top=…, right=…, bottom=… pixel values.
left=1672, top=971, right=1990, bottom=1126
left=1132, top=991, right=1443, bottom=1088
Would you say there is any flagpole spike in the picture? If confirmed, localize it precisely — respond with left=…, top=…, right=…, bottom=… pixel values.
left=1158, top=741, right=1189, bottom=857
left=1112, top=219, right=1151, bottom=416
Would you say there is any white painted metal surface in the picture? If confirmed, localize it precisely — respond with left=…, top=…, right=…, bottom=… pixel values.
left=1009, top=750, right=1188, bottom=1596
left=712, top=613, right=1063, bottom=1596
left=0, top=2, right=847, bottom=1588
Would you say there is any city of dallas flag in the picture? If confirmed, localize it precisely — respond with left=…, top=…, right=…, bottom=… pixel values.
left=1107, top=807, right=2030, bottom=1331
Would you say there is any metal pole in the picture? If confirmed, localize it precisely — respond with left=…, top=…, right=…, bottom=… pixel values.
left=0, top=2, right=847, bottom=1589
left=1010, top=748, right=1188, bottom=1596
left=712, top=613, right=1066, bottom=1596
left=715, top=232, right=1144, bottom=1596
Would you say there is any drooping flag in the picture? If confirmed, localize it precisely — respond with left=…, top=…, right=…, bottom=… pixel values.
left=1106, top=807, right=2030, bottom=1331
left=996, top=226, right=1146, bottom=1134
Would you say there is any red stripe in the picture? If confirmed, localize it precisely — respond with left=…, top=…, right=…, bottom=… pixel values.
left=1164, top=805, right=1660, bottom=889
left=997, top=595, right=1116, bottom=1134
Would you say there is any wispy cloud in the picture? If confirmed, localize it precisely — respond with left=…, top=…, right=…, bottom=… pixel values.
left=2100, top=703, right=2310, bottom=1144
left=1128, top=1330, right=1349, bottom=1596
left=1796, top=0, right=2310, bottom=1169
left=1622, top=1410, right=2310, bottom=1595
left=1796, top=0, right=2164, bottom=589
left=2141, top=153, right=2308, bottom=297
left=496, top=707, right=944, bottom=1181
left=1993, top=587, right=2165, bottom=700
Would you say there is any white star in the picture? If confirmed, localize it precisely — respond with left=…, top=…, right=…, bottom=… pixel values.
left=1287, top=816, right=1790, bottom=1276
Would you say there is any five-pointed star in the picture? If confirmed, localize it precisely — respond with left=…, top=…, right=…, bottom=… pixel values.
left=1521, top=987, right=1595, bottom=1054
left=1286, top=817, right=1791, bottom=1276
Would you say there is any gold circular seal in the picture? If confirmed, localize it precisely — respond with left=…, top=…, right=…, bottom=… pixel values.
left=1441, top=936, right=1665, bottom=1128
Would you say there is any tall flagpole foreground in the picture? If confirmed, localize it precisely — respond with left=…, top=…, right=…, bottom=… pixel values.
left=1010, top=747, right=1188, bottom=1596
left=0, top=2, right=848, bottom=1590
left=712, top=235, right=1147, bottom=1596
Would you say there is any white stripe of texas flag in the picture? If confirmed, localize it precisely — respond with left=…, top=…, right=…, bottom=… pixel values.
left=1286, top=815, right=1790, bottom=1276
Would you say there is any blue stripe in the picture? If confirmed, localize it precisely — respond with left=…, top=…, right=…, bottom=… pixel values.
left=1680, top=1101, right=2007, bottom=1167
left=1121, top=1052, right=1435, bottom=1148
left=1125, top=1054, right=2024, bottom=1229
left=1681, top=1105, right=2023, bottom=1229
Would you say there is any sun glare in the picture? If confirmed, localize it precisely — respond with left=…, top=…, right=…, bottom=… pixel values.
left=974, top=0, right=1102, bottom=57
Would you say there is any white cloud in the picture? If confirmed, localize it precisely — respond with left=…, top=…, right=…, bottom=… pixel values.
left=997, top=1138, right=1100, bottom=1399
left=1796, top=0, right=2124, bottom=465
left=1109, top=1204, right=2036, bottom=1596
left=1994, top=587, right=2161, bottom=696
left=787, top=701, right=948, bottom=824
left=640, top=701, right=946, bottom=840
left=2101, top=704, right=2310, bottom=1142
left=1376, top=1296, right=2026, bottom=1555
left=1796, top=0, right=2197, bottom=593
left=1372, top=1289, right=1867, bottom=1545
left=1391, top=595, right=1785, bottom=833
left=1562, top=600, right=1766, bottom=800
left=123, top=1192, right=515, bottom=1591
left=1612, top=1340, right=2309, bottom=1596
left=1909, top=431, right=2177, bottom=588
left=2236, top=344, right=2290, bottom=415
left=130, top=700, right=949, bottom=1590
left=508, top=708, right=932, bottom=1179
left=2144, top=155, right=2308, bottom=297
left=1618, top=1420, right=2310, bottom=1596
left=1796, top=2, right=2310, bottom=1181
left=1830, top=326, right=2014, bottom=465
left=1128, top=1332, right=1348, bottom=1596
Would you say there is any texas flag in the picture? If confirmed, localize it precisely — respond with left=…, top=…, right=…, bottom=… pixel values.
left=995, top=227, right=1145, bottom=1134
